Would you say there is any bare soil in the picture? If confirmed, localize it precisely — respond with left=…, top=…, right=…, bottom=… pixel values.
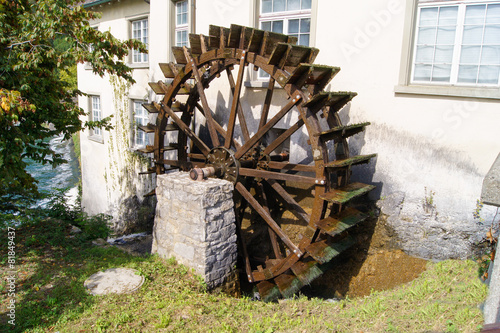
left=239, top=182, right=428, bottom=299
left=117, top=182, right=428, bottom=300
left=304, top=214, right=428, bottom=298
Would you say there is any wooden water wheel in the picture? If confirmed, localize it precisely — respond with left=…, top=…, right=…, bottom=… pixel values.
left=138, top=24, right=376, bottom=301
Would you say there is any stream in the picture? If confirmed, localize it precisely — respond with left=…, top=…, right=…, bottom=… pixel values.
left=26, top=135, right=81, bottom=207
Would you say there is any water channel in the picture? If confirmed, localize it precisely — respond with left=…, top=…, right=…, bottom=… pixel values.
left=26, top=136, right=81, bottom=207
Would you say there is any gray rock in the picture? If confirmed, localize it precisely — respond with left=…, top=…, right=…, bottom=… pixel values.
left=84, top=268, right=144, bottom=295
left=380, top=192, right=489, bottom=260
left=69, top=225, right=82, bottom=234
left=377, top=191, right=405, bottom=217
left=482, top=153, right=500, bottom=207
left=92, top=238, right=107, bottom=246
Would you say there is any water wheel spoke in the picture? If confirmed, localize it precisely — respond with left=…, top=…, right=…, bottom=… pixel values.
left=255, top=181, right=283, bottom=259
left=225, top=60, right=250, bottom=143
left=234, top=96, right=302, bottom=160
left=161, top=104, right=210, bottom=156
left=183, top=47, right=220, bottom=147
left=224, top=52, right=246, bottom=149
left=265, top=179, right=311, bottom=224
left=235, top=182, right=302, bottom=257
left=258, top=76, right=275, bottom=132
left=234, top=198, right=254, bottom=283
left=195, top=103, right=242, bottom=149
left=262, top=118, right=304, bottom=156
left=266, top=161, right=315, bottom=173
left=239, top=168, right=317, bottom=184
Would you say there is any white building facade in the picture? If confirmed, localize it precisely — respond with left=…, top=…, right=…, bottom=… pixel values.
left=78, top=0, right=500, bottom=258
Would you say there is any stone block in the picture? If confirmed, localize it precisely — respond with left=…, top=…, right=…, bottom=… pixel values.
left=152, top=172, right=237, bottom=290
left=173, top=242, right=195, bottom=261
left=482, top=153, right=500, bottom=207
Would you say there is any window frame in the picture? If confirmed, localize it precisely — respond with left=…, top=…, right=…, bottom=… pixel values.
left=131, top=17, right=149, bottom=64
left=88, top=95, right=104, bottom=143
left=175, top=0, right=189, bottom=47
left=257, top=0, right=313, bottom=80
left=396, top=0, right=500, bottom=99
left=132, top=99, right=150, bottom=148
left=84, top=26, right=99, bottom=70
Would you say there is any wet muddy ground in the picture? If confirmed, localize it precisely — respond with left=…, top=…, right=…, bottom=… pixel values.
left=238, top=181, right=428, bottom=299
left=303, top=214, right=428, bottom=298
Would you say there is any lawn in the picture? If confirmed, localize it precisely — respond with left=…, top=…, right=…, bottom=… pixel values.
left=0, top=215, right=488, bottom=333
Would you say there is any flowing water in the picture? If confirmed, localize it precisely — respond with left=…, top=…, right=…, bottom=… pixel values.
left=25, top=136, right=81, bottom=207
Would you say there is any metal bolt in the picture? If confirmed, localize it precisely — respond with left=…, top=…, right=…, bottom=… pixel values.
left=321, top=180, right=325, bottom=185
left=315, top=179, right=319, bottom=184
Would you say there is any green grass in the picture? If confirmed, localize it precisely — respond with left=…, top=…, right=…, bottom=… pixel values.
left=0, top=216, right=488, bottom=333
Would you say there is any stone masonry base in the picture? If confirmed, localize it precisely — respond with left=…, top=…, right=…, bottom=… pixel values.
left=151, top=171, right=237, bottom=290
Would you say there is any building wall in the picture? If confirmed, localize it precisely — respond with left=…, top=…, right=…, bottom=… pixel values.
left=78, top=0, right=155, bottom=234
left=79, top=0, right=500, bottom=256
left=190, top=0, right=500, bottom=258
left=312, top=0, right=500, bottom=258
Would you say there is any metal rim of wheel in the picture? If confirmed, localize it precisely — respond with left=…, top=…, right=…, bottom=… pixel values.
left=139, top=24, right=376, bottom=301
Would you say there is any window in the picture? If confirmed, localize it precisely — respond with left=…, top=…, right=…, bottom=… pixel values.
left=412, top=1, right=500, bottom=86
left=133, top=100, right=149, bottom=147
left=260, top=0, right=311, bottom=46
left=175, top=0, right=189, bottom=47
left=259, top=0, right=312, bottom=78
left=132, top=18, right=148, bottom=63
left=90, top=95, right=101, bottom=137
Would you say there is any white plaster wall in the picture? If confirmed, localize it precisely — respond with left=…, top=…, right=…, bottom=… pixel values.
left=315, top=0, right=500, bottom=172
left=78, top=0, right=153, bottom=225
left=78, top=0, right=500, bottom=242
left=195, top=0, right=254, bottom=34
left=149, top=0, right=173, bottom=83
left=311, top=0, right=500, bottom=222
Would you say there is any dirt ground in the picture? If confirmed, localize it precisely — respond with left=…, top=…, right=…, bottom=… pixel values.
left=304, top=214, right=428, bottom=299
left=237, top=181, right=428, bottom=299
left=115, top=182, right=428, bottom=300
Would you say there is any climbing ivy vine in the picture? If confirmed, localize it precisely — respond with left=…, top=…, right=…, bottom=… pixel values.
left=106, top=75, right=153, bottom=204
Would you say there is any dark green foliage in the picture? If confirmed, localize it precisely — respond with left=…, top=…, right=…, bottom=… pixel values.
left=0, top=0, right=147, bottom=209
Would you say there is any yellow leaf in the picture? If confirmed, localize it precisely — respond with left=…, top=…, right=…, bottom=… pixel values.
left=1, top=101, right=9, bottom=112
left=487, top=230, right=494, bottom=243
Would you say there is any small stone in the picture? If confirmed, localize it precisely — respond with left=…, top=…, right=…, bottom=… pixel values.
left=70, top=225, right=82, bottom=234
left=92, top=238, right=107, bottom=246
left=84, top=268, right=144, bottom=295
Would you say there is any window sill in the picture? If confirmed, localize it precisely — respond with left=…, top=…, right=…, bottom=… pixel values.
left=88, top=135, right=104, bottom=144
left=128, top=62, right=149, bottom=69
left=130, top=146, right=146, bottom=153
left=394, top=84, right=500, bottom=100
left=244, top=80, right=284, bottom=89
